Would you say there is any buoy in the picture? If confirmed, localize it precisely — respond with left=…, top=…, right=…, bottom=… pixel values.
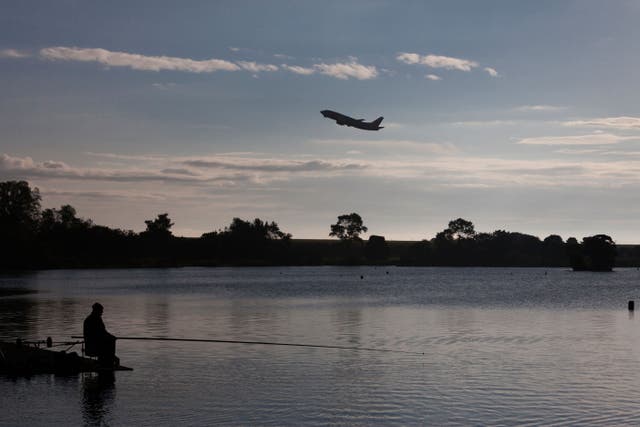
left=629, top=300, right=635, bottom=311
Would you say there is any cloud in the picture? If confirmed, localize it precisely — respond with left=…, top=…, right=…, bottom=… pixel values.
left=160, top=168, right=200, bottom=176
left=397, top=52, right=478, bottom=71
left=484, top=67, right=499, bottom=77
left=312, top=60, right=378, bottom=80
left=38, top=46, right=378, bottom=80
left=183, top=158, right=366, bottom=172
left=84, top=152, right=167, bottom=162
left=515, top=105, right=566, bottom=112
left=563, top=116, right=640, bottom=130
left=553, top=148, right=604, bottom=155
left=40, top=46, right=241, bottom=73
left=452, top=120, right=519, bottom=127
left=42, top=188, right=168, bottom=202
left=236, top=61, right=278, bottom=72
left=425, top=74, right=442, bottom=81
left=281, top=64, right=315, bottom=75
left=0, top=48, right=30, bottom=58
left=516, top=133, right=637, bottom=146
left=0, top=153, right=230, bottom=184
left=312, top=139, right=459, bottom=154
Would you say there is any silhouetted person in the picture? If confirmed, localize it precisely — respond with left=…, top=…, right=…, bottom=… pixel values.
left=83, top=303, right=119, bottom=367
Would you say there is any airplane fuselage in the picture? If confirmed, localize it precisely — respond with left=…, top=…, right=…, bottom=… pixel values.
left=321, top=110, right=384, bottom=131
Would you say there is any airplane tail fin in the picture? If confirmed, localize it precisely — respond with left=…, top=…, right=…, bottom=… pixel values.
left=372, top=116, right=384, bottom=127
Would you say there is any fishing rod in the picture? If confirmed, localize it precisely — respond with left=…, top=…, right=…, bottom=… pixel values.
left=72, top=336, right=423, bottom=355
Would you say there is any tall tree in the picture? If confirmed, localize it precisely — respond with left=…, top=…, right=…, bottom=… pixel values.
left=329, top=213, right=368, bottom=241
left=582, top=234, right=616, bottom=271
left=0, top=180, right=41, bottom=230
left=143, top=213, right=174, bottom=237
left=0, top=181, right=42, bottom=268
left=446, top=218, right=476, bottom=240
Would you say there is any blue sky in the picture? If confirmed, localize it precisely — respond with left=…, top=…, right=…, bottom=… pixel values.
left=2, top=1, right=640, bottom=241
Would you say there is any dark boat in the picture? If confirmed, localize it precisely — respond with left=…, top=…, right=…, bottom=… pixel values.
left=0, top=339, right=132, bottom=375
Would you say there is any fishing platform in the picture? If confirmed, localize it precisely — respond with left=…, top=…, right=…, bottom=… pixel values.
left=0, top=338, right=132, bottom=375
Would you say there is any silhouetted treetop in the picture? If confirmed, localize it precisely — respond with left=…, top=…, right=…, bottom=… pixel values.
left=0, top=180, right=41, bottom=229
left=40, top=205, right=92, bottom=232
left=580, top=234, right=616, bottom=271
left=225, top=218, right=291, bottom=241
left=143, top=213, right=174, bottom=237
left=447, top=218, right=476, bottom=240
left=329, top=213, right=368, bottom=241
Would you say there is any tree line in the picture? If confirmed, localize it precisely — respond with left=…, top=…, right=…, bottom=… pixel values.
left=0, top=180, right=619, bottom=270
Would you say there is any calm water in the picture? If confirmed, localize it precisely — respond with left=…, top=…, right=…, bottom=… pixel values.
left=2, top=267, right=640, bottom=426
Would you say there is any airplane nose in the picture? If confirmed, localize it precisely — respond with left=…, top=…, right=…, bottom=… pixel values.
left=320, top=110, right=329, bottom=117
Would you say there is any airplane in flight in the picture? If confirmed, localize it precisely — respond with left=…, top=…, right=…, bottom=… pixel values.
left=321, top=110, right=384, bottom=131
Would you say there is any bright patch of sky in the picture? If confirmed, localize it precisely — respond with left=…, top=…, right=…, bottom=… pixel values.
left=2, top=0, right=640, bottom=242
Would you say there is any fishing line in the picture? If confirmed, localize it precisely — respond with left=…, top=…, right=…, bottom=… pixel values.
left=73, top=336, right=423, bottom=355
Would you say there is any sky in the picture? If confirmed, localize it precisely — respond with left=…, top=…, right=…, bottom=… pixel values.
left=2, top=0, right=640, bottom=242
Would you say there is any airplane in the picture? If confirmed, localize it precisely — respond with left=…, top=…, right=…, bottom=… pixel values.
left=321, top=110, right=384, bottom=131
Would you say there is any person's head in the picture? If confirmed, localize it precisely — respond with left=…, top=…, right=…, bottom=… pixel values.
left=92, top=302, right=104, bottom=316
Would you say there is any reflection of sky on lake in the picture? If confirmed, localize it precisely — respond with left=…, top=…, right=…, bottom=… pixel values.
left=2, top=267, right=640, bottom=425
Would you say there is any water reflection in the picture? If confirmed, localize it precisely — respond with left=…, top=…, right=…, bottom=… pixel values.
left=0, top=297, right=38, bottom=340
left=82, top=372, right=115, bottom=426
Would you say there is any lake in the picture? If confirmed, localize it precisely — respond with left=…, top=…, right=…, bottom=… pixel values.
left=2, top=267, right=640, bottom=426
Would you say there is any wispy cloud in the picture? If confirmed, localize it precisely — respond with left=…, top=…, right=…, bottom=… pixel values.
left=312, top=60, right=378, bottom=80
left=452, top=120, right=519, bottom=127
left=38, top=46, right=378, bottom=80
left=515, top=105, right=566, bottom=112
left=484, top=67, right=499, bottom=77
left=183, top=157, right=366, bottom=172
left=396, top=52, right=478, bottom=71
left=563, top=116, right=640, bottom=130
left=312, top=139, right=459, bottom=154
left=8, top=150, right=640, bottom=200
left=281, top=64, right=315, bottom=75
left=425, top=74, right=442, bottom=81
left=554, top=148, right=605, bottom=155
left=42, top=188, right=168, bottom=202
left=236, top=61, right=278, bottom=73
left=0, top=153, right=218, bottom=184
left=516, top=133, right=636, bottom=146
left=40, top=47, right=241, bottom=73
left=0, top=48, right=30, bottom=58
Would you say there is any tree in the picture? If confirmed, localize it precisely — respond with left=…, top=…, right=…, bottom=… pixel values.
left=329, top=213, right=368, bottom=241
left=143, top=213, right=174, bottom=237
left=40, top=204, right=91, bottom=232
left=542, top=234, right=566, bottom=266
left=226, top=218, right=291, bottom=241
left=0, top=180, right=41, bottom=230
left=0, top=181, right=43, bottom=268
left=365, top=235, right=389, bottom=263
left=581, top=234, right=616, bottom=271
left=209, top=218, right=291, bottom=263
left=446, top=218, right=476, bottom=240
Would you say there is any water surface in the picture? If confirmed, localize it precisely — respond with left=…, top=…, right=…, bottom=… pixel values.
left=2, top=267, right=640, bottom=426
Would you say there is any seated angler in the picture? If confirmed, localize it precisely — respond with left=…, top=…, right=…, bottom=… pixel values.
left=83, top=302, right=120, bottom=367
